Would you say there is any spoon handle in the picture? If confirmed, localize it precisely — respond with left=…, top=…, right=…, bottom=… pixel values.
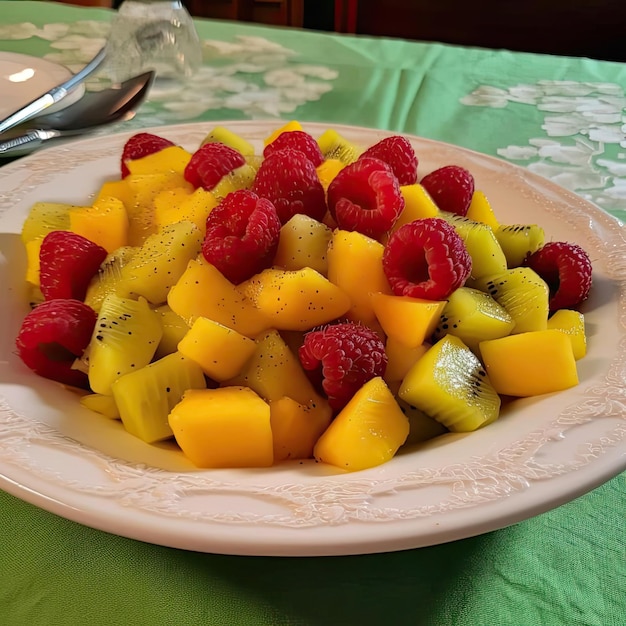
left=0, top=130, right=59, bottom=154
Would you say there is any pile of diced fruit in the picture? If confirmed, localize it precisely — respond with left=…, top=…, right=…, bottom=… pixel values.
left=15, top=122, right=593, bottom=471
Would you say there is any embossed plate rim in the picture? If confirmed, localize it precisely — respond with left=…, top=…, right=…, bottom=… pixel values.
left=0, top=121, right=624, bottom=556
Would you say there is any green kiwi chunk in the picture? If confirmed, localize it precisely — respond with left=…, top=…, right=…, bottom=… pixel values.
left=433, top=286, right=515, bottom=352
left=87, top=294, right=163, bottom=395
left=494, top=224, right=545, bottom=267
left=112, top=352, right=206, bottom=443
left=316, top=129, right=361, bottom=164
left=399, top=335, right=500, bottom=432
left=472, top=267, right=549, bottom=334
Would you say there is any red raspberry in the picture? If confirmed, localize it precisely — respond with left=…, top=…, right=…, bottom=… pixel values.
left=121, top=132, right=175, bottom=178
left=383, top=217, right=471, bottom=300
left=202, top=189, right=281, bottom=284
left=420, top=165, right=475, bottom=216
left=299, top=321, right=387, bottom=412
left=39, top=230, right=108, bottom=301
left=359, top=135, right=418, bottom=186
left=327, top=157, right=404, bottom=240
left=15, top=299, right=97, bottom=388
left=184, top=142, right=246, bottom=191
left=251, top=148, right=327, bottom=224
left=263, top=130, right=324, bottom=167
left=524, top=241, right=592, bottom=311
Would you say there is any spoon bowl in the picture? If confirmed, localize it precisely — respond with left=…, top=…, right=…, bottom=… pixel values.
left=0, top=71, right=155, bottom=156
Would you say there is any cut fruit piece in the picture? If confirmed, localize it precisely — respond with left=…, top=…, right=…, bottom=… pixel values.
left=68, top=196, right=129, bottom=253
left=177, top=316, right=257, bottom=381
left=20, top=201, right=73, bottom=244
left=126, top=145, right=192, bottom=176
left=113, top=352, right=206, bottom=443
left=494, top=224, right=545, bottom=268
left=167, top=258, right=271, bottom=337
left=465, top=190, right=499, bottom=231
left=154, top=187, right=218, bottom=234
left=384, top=338, right=429, bottom=385
left=273, top=213, right=333, bottom=276
left=224, top=329, right=329, bottom=411
left=264, top=120, right=303, bottom=146
left=270, top=396, right=333, bottom=462
left=79, top=393, right=120, bottom=419
left=316, top=158, right=345, bottom=190
left=397, top=399, right=448, bottom=446
left=546, top=309, right=586, bottom=360
left=83, top=245, right=137, bottom=312
left=390, top=184, right=439, bottom=235
left=439, top=212, right=508, bottom=280
left=117, top=220, right=203, bottom=305
left=154, top=304, right=189, bottom=359
left=200, top=126, right=255, bottom=156
left=169, top=386, right=273, bottom=468
left=371, top=292, right=445, bottom=348
left=210, top=162, right=258, bottom=202
left=313, top=376, right=409, bottom=471
left=472, top=267, right=549, bottom=334
left=327, top=229, right=392, bottom=327
left=87, top=294, right=163, bottom=395
left=241, top=267, right=351, bottom=331
left=479, top=330, right=578, bottom=396
left=399, top=335, right=501, bottom=432
left=124, top=171, right=193, bottom=246
left=432, top=286, right=515, bottom=353
left=316, top=128, right=361, bottom=164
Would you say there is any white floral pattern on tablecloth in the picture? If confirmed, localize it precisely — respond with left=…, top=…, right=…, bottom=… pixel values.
left=0, top=21, right=338, bottom=120
left=462, top=82, right=626, bottom=219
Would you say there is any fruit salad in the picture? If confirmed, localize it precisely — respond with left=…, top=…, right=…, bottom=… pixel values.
left=14, top=122, right=593, bottom=472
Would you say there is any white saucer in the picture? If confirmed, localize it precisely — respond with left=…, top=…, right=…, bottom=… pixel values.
left=0, top=51, right=85, bottom=120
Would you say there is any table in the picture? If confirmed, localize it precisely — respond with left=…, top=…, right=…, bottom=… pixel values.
left=0, top=3, right=624, bottom=624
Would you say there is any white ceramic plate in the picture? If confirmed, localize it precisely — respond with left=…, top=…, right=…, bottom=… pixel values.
left=0, top=52, right=85, bottom=121
left=0, top=121, right=624, bottom=556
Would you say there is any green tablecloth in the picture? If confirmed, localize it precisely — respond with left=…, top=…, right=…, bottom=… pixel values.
left=0, top=3, right=624, bottom=624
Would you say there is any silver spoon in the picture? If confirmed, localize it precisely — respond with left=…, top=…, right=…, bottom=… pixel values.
left=0, top=71, right=155, bottom=155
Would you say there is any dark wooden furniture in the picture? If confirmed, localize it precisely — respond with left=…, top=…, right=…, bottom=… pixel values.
left=351, top=0, right=626, bottom=62
left=184, top=0, right=304, bottom=28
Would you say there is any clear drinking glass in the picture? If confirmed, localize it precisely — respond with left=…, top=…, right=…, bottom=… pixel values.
left=104, top=0, right=202, bottom=85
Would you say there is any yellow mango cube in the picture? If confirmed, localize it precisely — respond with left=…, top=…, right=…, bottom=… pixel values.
left=168, top=258, right=271, bottom=337
left=178, top=316, right=257, bottom=381
left=125, top=171, right=194, bottom=246
left=270, top=396, right=333, bottom=462
left=264, top=120, right=303, bottom=145
left=546, top=309, right=586, bottom=360
left=479, top=329, right=578, bottom=396
left=153, top=186, right=195, bottom=229
left=169, top=387, right=273, bottom=468
left=69, top=196, right=129, bottom=253
left=327, top=230, right=392, bottom=327
left=241, top=267, right=351, bottom=331
left=313, top=377, right=409, bottom=471
left=25, top=237, right=43, bottom=285
left=371, top=292, right=446, bottom=348
left=392, top=184, right=439, bottom=234
left=466, top=190, right=500, bottom=230
left=384, top=337, right=429, bottom=384
left=316, top=158, right=345, bottom=191
left=94, top=180, right=132, bottom=208
left=126, top=145, right=192, bottom=176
